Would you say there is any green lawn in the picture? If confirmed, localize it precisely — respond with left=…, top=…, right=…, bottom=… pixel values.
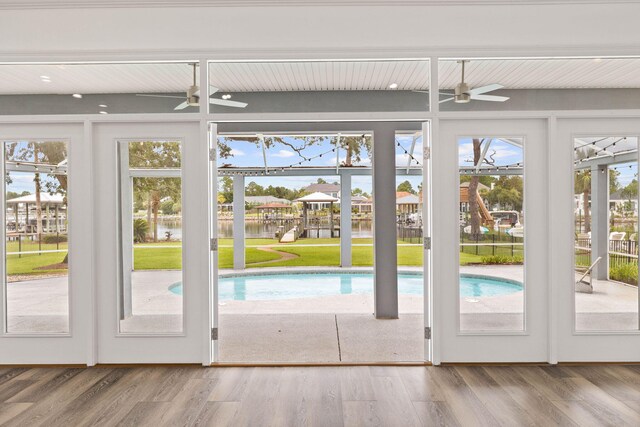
left=4, top=238, right=486, bottom=276
left=6, top=252, right=68, bottom=276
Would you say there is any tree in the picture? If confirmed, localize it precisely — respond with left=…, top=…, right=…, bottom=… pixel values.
left=129, top=141, right=181, bottom=242
left=340, top=135, right=372, bottom=166
left=316, top=178, right=327, bottom=184
left=483, top=176, right=523, bottom=211
left=219, top=176, right=233, bottom=203
left=245, top=181, right=265, bottom=196
left=133, top=218, right=149, bottom=243
left=620, top=179, right=638, bottom=216
left=396, top=180, right=416, bottom=194
left=574, top=170, right=591, bottom=232
left=467, top=138, right=484, bottom=238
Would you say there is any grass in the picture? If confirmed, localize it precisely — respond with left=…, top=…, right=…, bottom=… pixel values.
left=5, top=238, right=487, bottom=276
left=6, top=252, right=68, bottom=275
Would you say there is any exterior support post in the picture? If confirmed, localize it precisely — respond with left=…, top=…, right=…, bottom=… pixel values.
left=46, top=204, right=50, bottom=233
left=340, top=173, right=352, bottom=267
left=55, top=205, right=59, bottom=233
left=233, top=175, right=245, bottom=270
left=591, top=165, right=609, bottom=280
left=373, top=127, right=398, bottom=318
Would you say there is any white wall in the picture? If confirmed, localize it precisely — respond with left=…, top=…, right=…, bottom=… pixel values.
left=1, top=3, right=640, bottom=60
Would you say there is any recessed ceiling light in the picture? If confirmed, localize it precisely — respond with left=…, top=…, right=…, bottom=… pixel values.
left=389, top=83, right=398, bottom=89
left=40, top=75, right=50, bottom=80
left=99, top=104, right=108, bottom=108
left=222, top=94, right=232, bottom=100
left=72, top=93, right=83, bottom=99
left=99, top=111, right=108, bottom=115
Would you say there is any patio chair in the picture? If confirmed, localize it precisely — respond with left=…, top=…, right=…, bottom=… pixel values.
left=609, top=231, right=626, bottom=241
left=575, top=256, right=602, bottom=294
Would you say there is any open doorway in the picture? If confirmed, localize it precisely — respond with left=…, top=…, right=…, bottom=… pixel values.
left=212, top=123, right=428, bottom=363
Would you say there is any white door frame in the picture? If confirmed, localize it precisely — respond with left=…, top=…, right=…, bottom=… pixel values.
left=0, top=123, right=91, bottom=364
left=553, top=117, right=640, bottom=362
left=94, top=121, right=207, bottom=363
left=422, top=120, right=433, bottom=362
left=434, top=118, right=549, bottom=363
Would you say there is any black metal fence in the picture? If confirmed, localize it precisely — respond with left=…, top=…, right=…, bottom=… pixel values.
left=397, top=226, right=423, bottom=243
left=6, top=233, right=68, bottom=258
left=459, top=231, right=524, bottom=257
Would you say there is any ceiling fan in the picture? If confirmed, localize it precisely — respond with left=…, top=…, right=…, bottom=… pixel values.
left=440, top=60, right=509, bottom=104
left=136, top=63, right=248, bottom=110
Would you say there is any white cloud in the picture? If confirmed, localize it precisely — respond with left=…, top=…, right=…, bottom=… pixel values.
left=271, top=149, right=295, bottom=158
left=230, top=149, right=245, bottom=156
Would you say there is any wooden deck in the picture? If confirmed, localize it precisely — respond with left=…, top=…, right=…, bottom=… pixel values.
left=1, top=364, right=639, bottom=426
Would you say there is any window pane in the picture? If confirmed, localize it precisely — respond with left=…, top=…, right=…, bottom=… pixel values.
left=574, top=136, right=639, bottom=331
left=395, top=131, right=424, bottom=315
left=119, top=141, right=183, bottom=334
left=458, top=137, right=525, bottom=331
left=4, top=140, right=69, bottom=333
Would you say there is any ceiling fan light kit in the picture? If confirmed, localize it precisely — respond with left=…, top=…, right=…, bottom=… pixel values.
left=454, top=82, right=471, bottom=103
left=440, top=60, right=509, bottom=105
left=135, top=63, right=248, bottom=110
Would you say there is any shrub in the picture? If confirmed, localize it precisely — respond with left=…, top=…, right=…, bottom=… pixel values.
left=609, top=263, right=638, bottom=286
left=41, top=234, right=68, bottom=244
left=133, top=218, right=149, bottom=243
left=480, top=255, right=524, bottom=265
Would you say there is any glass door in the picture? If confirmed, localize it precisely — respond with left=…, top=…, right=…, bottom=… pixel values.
left=94, top=122, right=207, bottom=363
left=434, top=119, right=548, bottom=363
left=553, top=118, right=640, bottom=362
left=0, top=123, right=89, bottom=364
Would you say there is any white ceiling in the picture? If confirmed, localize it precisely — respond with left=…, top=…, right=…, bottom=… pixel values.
left=0, top=62, right=196, bottom=95
left=208, top=61, right=430, bottom=92
left=1, top=58, right=640, bottom=95
left=439, top=58, right=640, bottom=89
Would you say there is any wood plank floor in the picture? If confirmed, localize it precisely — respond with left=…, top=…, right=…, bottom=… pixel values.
left=1, top=365, right=639, bottom=426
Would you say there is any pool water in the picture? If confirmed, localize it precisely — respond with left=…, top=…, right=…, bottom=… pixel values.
left=169, top=273, right=522, bottom=300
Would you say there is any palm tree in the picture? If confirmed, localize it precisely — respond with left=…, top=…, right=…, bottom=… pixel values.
left=574, top=170, right=591, bottom=232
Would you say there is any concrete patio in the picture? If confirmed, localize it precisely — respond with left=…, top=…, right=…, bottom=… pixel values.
left=5, top=267, right=638, bottom=362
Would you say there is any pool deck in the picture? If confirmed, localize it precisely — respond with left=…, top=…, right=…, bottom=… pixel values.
left=5, top=266, right=639, bottom=362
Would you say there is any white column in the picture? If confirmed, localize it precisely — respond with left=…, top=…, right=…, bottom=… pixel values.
left=340, top=173, right=352, bottom=267
left=373, top=126, right=398, bottom=319
left=233, top=175, right=245, bottom=270
left=591, top=165, right=609, bottom=280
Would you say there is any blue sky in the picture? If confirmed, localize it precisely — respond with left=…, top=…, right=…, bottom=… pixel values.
left=612, top=162, right=637, bottom=188
left=458, top=138, right=523, bottom=169
left=218, top=134, right=423, bottom=194
left=6, top=171, right=60, bottom=195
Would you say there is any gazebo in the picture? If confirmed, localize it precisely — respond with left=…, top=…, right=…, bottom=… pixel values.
left=255, top=202, right=293, bottom=221
left=5, top=193, right=67, bottom=235
left=295, top=192, right=339, bottom=238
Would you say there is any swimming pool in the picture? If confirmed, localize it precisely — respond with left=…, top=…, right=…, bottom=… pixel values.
left=168, top=273, right=522, bottom=300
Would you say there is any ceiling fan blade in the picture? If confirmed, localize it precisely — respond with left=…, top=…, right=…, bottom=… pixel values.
left=136, top=94, right=187, bottom=99
left=470, top=94, right=510, bottom=102
left=174, top=101, right=190, bottom=110
left=209, top=98, right=248, bottom=108
left=466, top=83, right=504, bottom=96
left=439, top=97, right=455, bottom=104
